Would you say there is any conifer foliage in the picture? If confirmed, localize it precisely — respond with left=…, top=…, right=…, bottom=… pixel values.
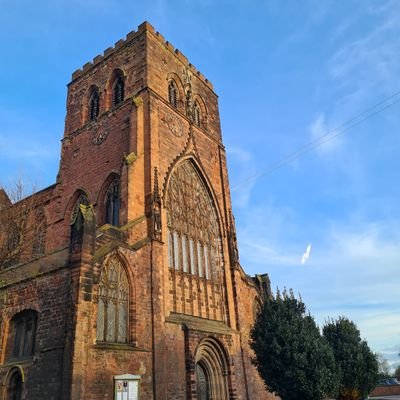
left=250, top=289, right=339, bottom=400
left=323, top=317, right=379, bottom=400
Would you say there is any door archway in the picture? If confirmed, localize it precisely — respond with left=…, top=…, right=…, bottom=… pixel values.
left=195, top=338, right=229, bottom=400
left=6, top=369, right=23, bottom=400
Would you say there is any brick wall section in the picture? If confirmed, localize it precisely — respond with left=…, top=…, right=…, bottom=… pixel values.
left=370, top=385, right=400, bottom=397
left=0, top=266, right=70, bottom=399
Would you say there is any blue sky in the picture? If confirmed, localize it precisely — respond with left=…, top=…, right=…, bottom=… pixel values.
left=1, top=1, right=399, bottom=369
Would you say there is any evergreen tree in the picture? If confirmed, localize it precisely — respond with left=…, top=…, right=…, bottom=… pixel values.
left=250, top=289, right=339, bottom=400
left=323, top=317, right=379, bottom=400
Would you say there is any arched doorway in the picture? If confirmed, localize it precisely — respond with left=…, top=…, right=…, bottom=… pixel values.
left=195, top=338, right=229, bottom=400
left=196, top=362, right=210, bottom=400
left=6, top=369, right=23, bottom=400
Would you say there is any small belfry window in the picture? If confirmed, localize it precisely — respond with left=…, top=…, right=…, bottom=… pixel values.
left=105, top=180, right=120, bottom=226
left=168, top=80, right=178, bottom=108
left=8, top=310, right=38, bottom=360
left=193, top=102, right=201, bottom=127
left=96, top=256, right=129, bottom=343
left=112, top=76, right=125, bottom=107
left=89, top=89, right=100, bottom=121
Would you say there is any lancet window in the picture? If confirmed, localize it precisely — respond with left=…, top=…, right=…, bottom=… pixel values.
left=193, top=102, right=201, bottom=127
left=168, top=80, right=178, bottom=108
left=105, top=179, right=120, bottom=226
left=8, top=310, right=38, bottom=360
left=70, top=193, right=89, bottom=248
left=165, top=161, right=221, bottom=280
left=96, top=256, right=129, bottom=343
left=89, top=89, right=100, bottom=121
left=112, top=76, right=125, bottom=107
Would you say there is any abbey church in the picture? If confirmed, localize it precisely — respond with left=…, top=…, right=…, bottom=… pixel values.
left=0, top=22, right=276, bottom=400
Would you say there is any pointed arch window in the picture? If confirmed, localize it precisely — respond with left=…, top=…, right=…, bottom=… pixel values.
left=165, top=161, right=221, bottom=280
left=89, top=89, right=100, bottom=121
left=193, top=102, right=201, bottom=127
left=70, top=193, right=89, bottom=248
left=8, top=310, right=38, bottom=361
left=32, top=208, right=46, bottom=258
left=96, top=256, right=129, bottom=343
left=168, top=80, right=178, bottom=108
left=112, top=75, right=125, bottom=107
left=105, top=180, right=120, bottom=226
left=6, top=369, right=23, bottom=400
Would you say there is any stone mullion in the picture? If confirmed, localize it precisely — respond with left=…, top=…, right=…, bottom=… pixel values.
left=193, top=197, right=202, bottom=317
left=114, top=272, right=120, bottom=342
left=186, top=175, right=195, bottom=316
left=210, top=244, right=218, bottom=320
left=200, top=239, right=210, bottom=319
left=178, top=228, right=186, bottom=314
left=170, top=230, right=177, bottom=312
left=221, top=247, right=230, bottom=324
left=203, top=265, right=210, bottom=319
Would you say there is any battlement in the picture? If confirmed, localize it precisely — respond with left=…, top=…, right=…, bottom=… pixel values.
left=70, top=21, right=213, bottom=90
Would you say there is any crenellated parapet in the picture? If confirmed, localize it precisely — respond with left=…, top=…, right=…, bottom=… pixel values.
left=70, top=21, right=213, bottom=90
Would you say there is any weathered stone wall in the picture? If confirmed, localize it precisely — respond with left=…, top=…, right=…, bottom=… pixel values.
left=0, top=265, right=70, bottom=399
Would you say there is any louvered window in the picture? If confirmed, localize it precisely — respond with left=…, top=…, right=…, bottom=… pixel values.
left=168, top=80, right=178, bottom=108
left=89, top=90, right=100, bottom=121
left=193, top=102, right=201, bottom=127
left=112, top=76, right=125, bottom=107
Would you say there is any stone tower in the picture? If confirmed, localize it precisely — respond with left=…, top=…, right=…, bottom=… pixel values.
left=0, top=22, right=275, bottom=400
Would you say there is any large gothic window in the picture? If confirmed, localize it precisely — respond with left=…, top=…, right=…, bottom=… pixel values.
left=166, top=161, right=221, bottom=280
left=96, top=256, right=129, bottom=343
left=105, top=180, right=120, bottom=226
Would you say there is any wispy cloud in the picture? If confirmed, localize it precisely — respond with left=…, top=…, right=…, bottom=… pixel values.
left=309, top=113, right=343, bottom=155
left=237, top=198, right=400, bottom=360
left=328, top=1, right=400, bottom=107
left=227, top=146, right=258, bottom=208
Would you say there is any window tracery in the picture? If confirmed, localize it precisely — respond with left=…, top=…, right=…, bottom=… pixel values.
left=165, top=161, right=221, bottom=280
left=165, top=160, right=227, bottom=320
left=96, top=256, right=129, bottom=343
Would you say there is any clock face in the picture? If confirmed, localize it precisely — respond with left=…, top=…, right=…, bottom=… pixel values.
left=160, top=110, right=183, bottom=138
left=92, top=119, right=110, bottom=145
